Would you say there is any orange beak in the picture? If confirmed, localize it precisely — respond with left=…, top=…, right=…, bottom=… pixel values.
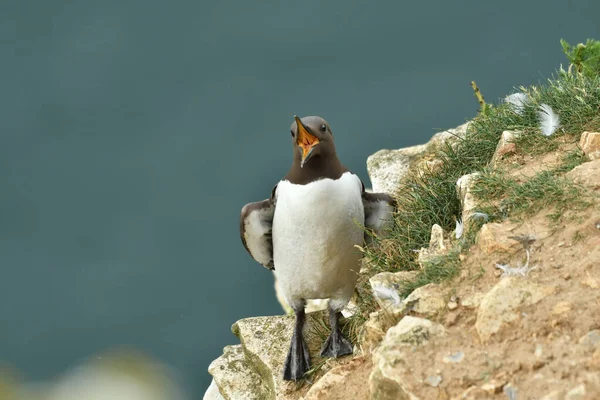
left=294, top=115, right=320, bottom=168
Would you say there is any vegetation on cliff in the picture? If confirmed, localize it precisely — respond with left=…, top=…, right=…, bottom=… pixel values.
left=351, top=38, right=600, bottom=342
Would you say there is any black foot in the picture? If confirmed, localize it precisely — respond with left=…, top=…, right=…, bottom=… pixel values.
left=283, top=335, right=311, bottom=380
left=320, top=311, right=353, bottom=358
left=320, top=329, right=353, bottom=358
left=283, top=308, right=311, bottom=381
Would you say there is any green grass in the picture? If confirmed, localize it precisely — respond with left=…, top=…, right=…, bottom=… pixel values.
left=555, top=147, right=588, bottom=173
left=347, top=56, right=600, bottom=343
left=362, top=71, right=599, bottom=274
left=394, top=249, right=462, bottom=298
left=472, top=169, right=592, bottom=224
left=561, top=38, right=600, bottom=78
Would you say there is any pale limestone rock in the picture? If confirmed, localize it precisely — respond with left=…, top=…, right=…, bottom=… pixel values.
left=417, top=224, right=452, bottom=268
left=540, top=390, right=564, bottom=400
left=428, top=122, right=471, bottom=150
left=385, top=316, right=445, bottom=347
left=490, top=130, right=520, bottom=167
left=360, top=310, right=399, bottom=352
left=207, top=345, right=267, bottom=400
left=476, top=277, right=557, bottom=342
left=370, top=316, right=445, bottom=399
left=566, top=159, right=600, bottom=190
left=461, top=293, right=484, bottom=309
left=552, top=301, right=573, bottom=316
left=476, top=222, right=521, bottom=255
left=418, top=158, right=444, bottom=173
left=366, top=122, right=471, bottom=195
left=369, top=271, right=418, bottom=314
left=403, top=283, right=447, bottom=317
left=303, top=358, right=369, bottom=400
left=580, top=131, right=600, bottom=160
left=480, top=379, right=505, bottom=394
left=565, top=384, right=586, bottom=400
left=582, top=274, right=600, bottom=289
left=456, top=172, right=482, bottom=228
left=369, top=368, right=420, bottom=400
left=367, top=144, right=428, bottom=194
left=425, top=224, right=446, bottom=253
left=203, top=379, right=225, bottom=400
left=232, top=311, right=329, bottom=399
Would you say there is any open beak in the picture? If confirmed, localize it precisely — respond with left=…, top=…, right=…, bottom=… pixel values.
left=294, top=115, right=320, bottom=168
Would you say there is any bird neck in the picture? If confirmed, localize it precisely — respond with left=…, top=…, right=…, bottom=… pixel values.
left=285, top=154, right=346, bottom=185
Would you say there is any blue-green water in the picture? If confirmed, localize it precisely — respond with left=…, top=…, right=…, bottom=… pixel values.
left=1, top=0, right=599, bottom=397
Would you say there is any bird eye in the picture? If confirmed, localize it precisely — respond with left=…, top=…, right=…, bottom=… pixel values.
left=320, top=124, right=327, bottom=132
left=290, top=130, right=294, bottom=137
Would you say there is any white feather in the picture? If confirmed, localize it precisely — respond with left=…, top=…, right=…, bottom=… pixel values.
left=538, top=103, right=560, bottom=136
left=454, top=219, right=463, bottom=239
left=504, top=92, right=530, bottom=115
left=494, top=249, right=537, bottom=277
left=494, top=263, right=535, bottom=277
left=371, top=283, right=401, bottom=306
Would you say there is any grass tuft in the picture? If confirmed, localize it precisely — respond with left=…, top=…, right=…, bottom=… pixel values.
left=396, top=249, right=462, bottom=298
left=555, top=147, right=588, bottom=173
left=472, top=169, right=592, bottom=224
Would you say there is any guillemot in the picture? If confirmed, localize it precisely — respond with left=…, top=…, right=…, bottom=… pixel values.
left=240, top=115, right=396, bottom=381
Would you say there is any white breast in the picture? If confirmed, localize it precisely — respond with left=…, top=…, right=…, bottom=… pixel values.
left=272, top=172, right=365, bottom=310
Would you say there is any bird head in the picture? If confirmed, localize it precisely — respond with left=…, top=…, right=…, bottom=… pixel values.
left=290, top=115, right=335, bottom=168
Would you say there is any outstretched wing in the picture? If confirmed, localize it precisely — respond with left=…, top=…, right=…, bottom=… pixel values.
left=240, top=186, right=277, bottom=270
left=362, top=188, right=396, bottom=243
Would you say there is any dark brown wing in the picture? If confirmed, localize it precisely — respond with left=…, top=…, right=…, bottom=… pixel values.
left=240, top=185, right=277, bottom=270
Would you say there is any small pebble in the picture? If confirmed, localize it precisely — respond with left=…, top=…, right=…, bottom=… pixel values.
left=447, top=301, right=458, bottom=310
left=503, top=383, right=518, bottom=400
left=565, top=384, right=586, bottom=399
left=481, top=379, right=505, bottom=394
left=425, top=375, right=442, bottom=387
left=582, top=275, right=600, bottom=289
left=552, top=301, right=572, bottom=316
left=443, top=351, right=465, bottom=364
left=578, top=330, right=600, bottom=346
